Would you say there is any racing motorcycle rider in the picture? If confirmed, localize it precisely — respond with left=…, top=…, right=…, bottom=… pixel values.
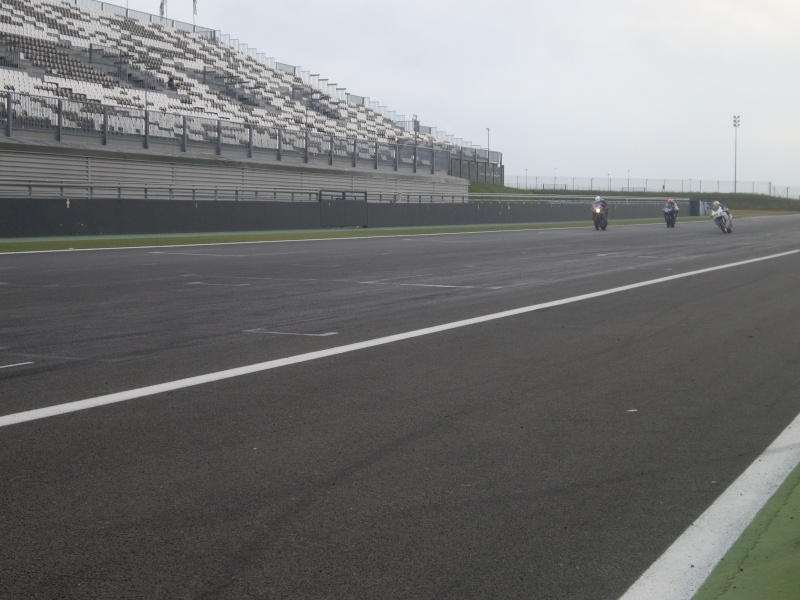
left=711, top=200, right=732, bottom=219
left=663, top=198, right=679, bottom=226
left=664, top=198, right=679, bottom=214
left=591, top=195, right=610, bottom=230
left=711, top=200, right=730, bottom=214
left=593, top=196, right=609, bottom=214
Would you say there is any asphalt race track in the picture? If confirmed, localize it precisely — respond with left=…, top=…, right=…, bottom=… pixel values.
left=2, top=215, right=799, bottom=599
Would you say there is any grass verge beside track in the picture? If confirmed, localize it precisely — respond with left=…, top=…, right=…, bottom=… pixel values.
left=0, top=217, right=714, bottom=253
left=693, top=461, right=800, bottom=600
left=1, top=212, right=794, bottom=253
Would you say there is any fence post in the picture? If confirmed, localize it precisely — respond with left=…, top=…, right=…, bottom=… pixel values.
left=304, top=129, right=309, bottom=164
left=395, top=142, right=399, bottom=172
left=352, top=138, right=357, bottom=168
left=182, top=115, right=188, bottom=152
left=248, top=124, right=253, bottom=159
left=102, top=106, right=109, bottom=145
left=277, top=128, right=282, bottom=161
left=374, top=141, right=378, bottom=170
left=216, top=119, right=222, bottom=155
left=5, top=93, right=11, bottom=137
left=57, top=99, right=63, bottom=142
left=329, top=135, right=334, bottom=166
left=144, top=109, right=149, bottom=149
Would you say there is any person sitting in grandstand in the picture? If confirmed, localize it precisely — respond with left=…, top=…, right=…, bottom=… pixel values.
left=167, top=75, right=180, bottom=91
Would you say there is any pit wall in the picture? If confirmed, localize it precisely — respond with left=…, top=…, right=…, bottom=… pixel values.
left=0, top=197, right=692, bottom=237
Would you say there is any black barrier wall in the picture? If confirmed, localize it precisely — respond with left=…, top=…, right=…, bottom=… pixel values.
left=0, top=198, right=689, bottom=237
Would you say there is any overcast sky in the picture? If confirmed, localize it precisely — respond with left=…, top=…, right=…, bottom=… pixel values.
left=120, top=0, right=799, bottom=188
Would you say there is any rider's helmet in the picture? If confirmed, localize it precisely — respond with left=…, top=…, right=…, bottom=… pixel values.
left=712, top=200, right=720, bottom=208
left=666, top=198, right=675, bottom=205
left=595, top=196, right=602, bottom=202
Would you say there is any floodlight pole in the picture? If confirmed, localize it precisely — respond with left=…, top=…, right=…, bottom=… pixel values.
left=733, top=115, right=740, bottom=193
left=486, top=128, right=490, bottom=183
left=413, top=114, right=418, bottom=174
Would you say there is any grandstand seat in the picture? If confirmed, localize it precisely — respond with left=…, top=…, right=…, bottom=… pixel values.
left=1, top=0, right=448, bottom=151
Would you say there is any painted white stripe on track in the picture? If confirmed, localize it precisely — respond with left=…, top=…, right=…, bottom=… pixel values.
left=620, top=412, right=800, bottom=599
left=0, top=249, right=796, bottom=429
left=0, top=362, right=33, bottom=370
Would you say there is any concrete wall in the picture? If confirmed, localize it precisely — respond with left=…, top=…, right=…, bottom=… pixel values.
left=0, top=197, right=683, bottom=237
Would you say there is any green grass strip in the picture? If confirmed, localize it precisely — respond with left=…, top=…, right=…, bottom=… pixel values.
left=692, top=462, right=800, bottom=599
left=0, top=218, right=715, bottom=253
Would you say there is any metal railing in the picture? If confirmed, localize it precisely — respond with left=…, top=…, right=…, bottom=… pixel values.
left=466, top=193, right=690, bottom=205
left=0, top=181, right=471, bottom=204
left=1, top=91, right=480, bottom=178
left=512, top=175, right=800, bottom=200
left=0, top=183, right=696, bottom=206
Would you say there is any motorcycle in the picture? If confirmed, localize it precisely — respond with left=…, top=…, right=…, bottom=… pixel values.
left=591, top=202, right=608, bottom=230
left=711, top=206, right=733, bottom=233
left=663, top=205, right=678, bottom=228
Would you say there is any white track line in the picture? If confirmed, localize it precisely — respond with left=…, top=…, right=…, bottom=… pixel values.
left=0, top=362, right=33, bottom=370
left=243, top=330, right=338, bottom=337
left=0, top=249, right=795, bottom=429
left=620, top=412, right=800, bottom=599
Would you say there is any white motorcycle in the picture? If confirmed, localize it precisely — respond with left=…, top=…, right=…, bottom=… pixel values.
left=711, top=206, right=733, bottom=233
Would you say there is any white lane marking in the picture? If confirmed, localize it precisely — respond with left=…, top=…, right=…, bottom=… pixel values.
left=397, top=283, right=478, bottom=289
left=0, top=362, right=33, bottom=369
left=358, top=273, right=503, bottom=289
left=186, top=282, right=250, bottom=287
left=151, top=251, right=249, bottom=257
left=244, top=330, right=338, bottom=337
left=362, top=281, right=479, bottom=289
left=181, top=274, right=318, bottom=283
left=620, top=412, right=800, bottom=599
left=359, top=274, right=434, bottom=284
left=0, top=249, right=796, bottom=429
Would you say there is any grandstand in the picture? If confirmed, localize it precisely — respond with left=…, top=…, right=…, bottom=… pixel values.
left=0, top=0, right=502, bottom=184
